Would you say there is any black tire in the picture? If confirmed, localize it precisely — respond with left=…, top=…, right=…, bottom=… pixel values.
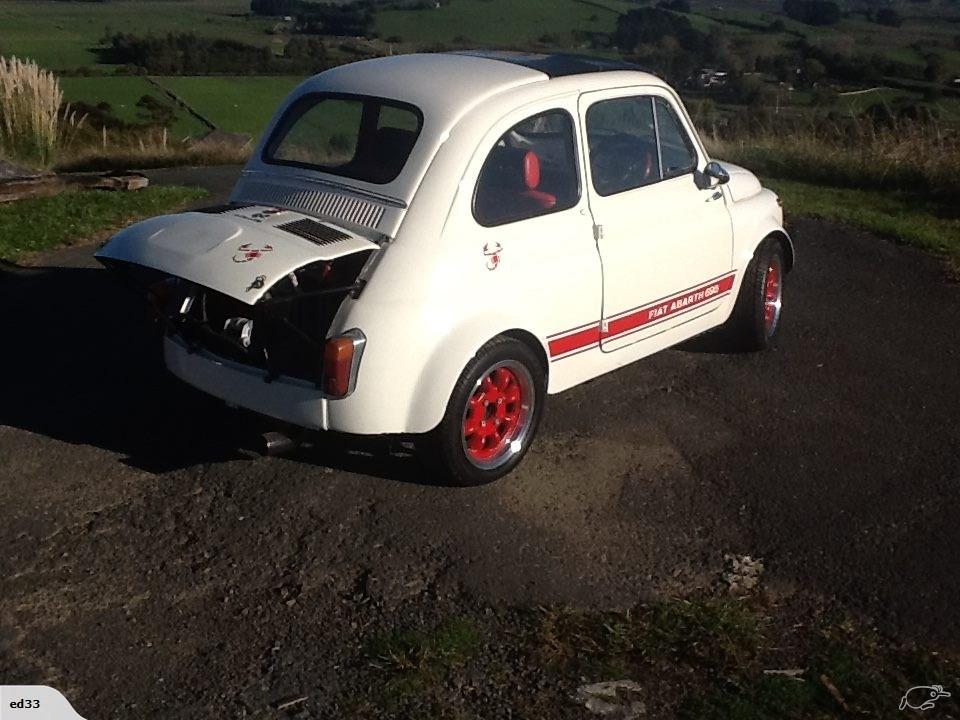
left=421, top=336, right=546, bottom=487
left=722, top=237, right=785, bottom=352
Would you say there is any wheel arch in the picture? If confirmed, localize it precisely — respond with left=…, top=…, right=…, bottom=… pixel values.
left=501, top=328, right=550, bottom=376
left=405, top=321, right=551, bottom=435
left=766, top=229, right=795, bottom=273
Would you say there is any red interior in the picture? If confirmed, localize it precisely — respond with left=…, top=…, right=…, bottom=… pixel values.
left=521, top=151, right=557, bottom=209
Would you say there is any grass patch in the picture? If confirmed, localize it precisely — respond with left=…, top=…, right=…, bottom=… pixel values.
left=0, top=185, right=206, bottom=262
left=158, top=76, right=306, bottom=138
left=765, top=177, right=960, bottom=263
left=537, top=597, right=763, bottom=679
left=364, top=617, right=482, bottom=711
left=346, top=595, right=960, bottom=719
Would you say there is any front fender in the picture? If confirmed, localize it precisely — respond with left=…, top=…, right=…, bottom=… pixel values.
left=732, top=188, right=794, bottom=272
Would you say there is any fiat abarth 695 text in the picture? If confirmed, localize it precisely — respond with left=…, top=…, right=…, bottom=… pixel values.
left=97, top=51, right=793, bottom=485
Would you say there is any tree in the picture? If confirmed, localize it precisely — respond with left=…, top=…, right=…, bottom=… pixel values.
left=875, top=8, right=902, bottom=27
left=802, top=57, right=826, bottom=86
left=782, top=0, right=841, bottom=26
left=923, top=54, right=944, bottom=83
left=614, top=8, right=703, bottom=56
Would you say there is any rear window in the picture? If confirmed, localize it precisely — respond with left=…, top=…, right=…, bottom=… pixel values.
left=262, top=93, right=423, bottom=185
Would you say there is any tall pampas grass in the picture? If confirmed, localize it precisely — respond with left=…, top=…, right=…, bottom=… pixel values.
left=702, top=115, right=960, bottom=202
left=0, top=56, right=85, bottom=168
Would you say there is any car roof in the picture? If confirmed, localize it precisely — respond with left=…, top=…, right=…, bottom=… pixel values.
left=291, top=53, right=661, bottom=120
left=451, top=50, right=646, bottom=78
left=247, top=53, right=666, bottom=207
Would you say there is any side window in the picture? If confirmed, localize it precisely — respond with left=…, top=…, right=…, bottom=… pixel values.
left=585, top=96, right=661, bottom=196
left=473, top=110, right=580, bottom=227
left=653, top=97, right=697, bottom=179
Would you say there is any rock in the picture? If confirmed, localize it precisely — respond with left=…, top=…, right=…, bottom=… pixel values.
left=722, top=553, right=764, bottom=594
left=89, top=174, right=149, bottom=192
left=575, top=680, right=647, bottom=718
left=0, top=159, right=42, bottom=181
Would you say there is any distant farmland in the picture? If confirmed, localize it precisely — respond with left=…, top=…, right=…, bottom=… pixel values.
left=159, top=76, right=305, bottom=137
left=0, top=0, right=281, bottom=72
left=374, top=0, right=632, bottom=47
left=60, top=77, right=208, bottom=139
left=60, top=76, right=305, bottom=139
left=5, top=0, right=960, bottom=144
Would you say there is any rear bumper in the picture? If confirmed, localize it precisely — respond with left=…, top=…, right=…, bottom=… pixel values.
left=164, top=335, right=329, bottom=430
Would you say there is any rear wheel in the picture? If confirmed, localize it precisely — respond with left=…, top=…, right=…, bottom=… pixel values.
left=723, top=237, right=785, bottom=351
left=424, top=337, right=545, bottom=486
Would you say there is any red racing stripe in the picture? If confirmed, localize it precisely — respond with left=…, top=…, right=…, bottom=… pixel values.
left=548, top=273, right=736, bottom=358
left=548, top=325, right=601, bottom=357
left=603, top=274, right=735, bottom=340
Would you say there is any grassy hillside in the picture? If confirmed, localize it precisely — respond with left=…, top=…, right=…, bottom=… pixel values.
left=60, top=77, right=208, bottom=138
left=0, top=0, right=282, bottom=71
left=375, top=0, right=632, bottom=47
left=158, top=76, right=305, bottom=136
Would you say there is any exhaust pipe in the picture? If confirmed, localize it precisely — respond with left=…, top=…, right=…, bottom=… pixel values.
left=261, top=430, right=300, bottom=456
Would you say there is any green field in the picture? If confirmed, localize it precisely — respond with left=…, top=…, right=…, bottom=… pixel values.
left=158, top=76, right=306, bottom=136
left=0, top=0, right=283, bottom=71
left=58, top=76, right=306, bottom=139
left=375, top=0, right=633, bottom=47
left=60, top=77, right=208, bottom=138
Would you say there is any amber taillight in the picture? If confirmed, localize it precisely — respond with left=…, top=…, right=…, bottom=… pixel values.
left=322, top=331, right=366, bottom=398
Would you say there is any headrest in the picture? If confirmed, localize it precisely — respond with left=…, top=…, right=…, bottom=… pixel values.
left=523, top=151, right=541, bottom=190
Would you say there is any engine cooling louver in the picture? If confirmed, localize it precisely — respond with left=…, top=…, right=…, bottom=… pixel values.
left=277, top=218, right=351, bottom=246
left=194, top=203, right=254, bottom=214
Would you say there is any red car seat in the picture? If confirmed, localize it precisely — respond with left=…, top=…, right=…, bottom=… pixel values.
left=520, top=151, right=556, bottom=209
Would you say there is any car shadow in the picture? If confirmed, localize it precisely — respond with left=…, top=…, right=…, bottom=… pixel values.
left=0, top=262, right=440, bottom=483
left=676, top=328, right=736, bottom=354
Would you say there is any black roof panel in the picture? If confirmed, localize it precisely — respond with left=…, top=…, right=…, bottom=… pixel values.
left=452, top=51, right=644, bottom=78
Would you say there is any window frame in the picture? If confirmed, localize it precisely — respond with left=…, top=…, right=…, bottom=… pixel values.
left=471, top=108, right=583, bottom=229
left=261, top=91, right=424, bottom=185
left=584, top=92, right=700, bottom=198
left=652, top=96, right=698, bottom=181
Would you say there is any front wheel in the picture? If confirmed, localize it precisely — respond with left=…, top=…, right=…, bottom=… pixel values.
left=423, top=337, right=546, bottom=486
left=722, top=237, right=785, bottom=351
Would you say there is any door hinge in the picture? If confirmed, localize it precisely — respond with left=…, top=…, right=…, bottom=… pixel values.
left=593, top=223, right=604, bottom=241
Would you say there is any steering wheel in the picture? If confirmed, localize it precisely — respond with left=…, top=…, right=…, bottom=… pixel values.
left=590, top=134, right=655, bottom=194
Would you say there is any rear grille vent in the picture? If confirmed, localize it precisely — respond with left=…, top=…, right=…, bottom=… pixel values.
left=234, top=180, right=386, bottom=229
left=195, top=203, right=253, bottom=214
left=277, top=218, right=351, bottom=246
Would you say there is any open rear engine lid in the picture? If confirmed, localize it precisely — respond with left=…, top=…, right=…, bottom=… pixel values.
left=95, top=205, right=378, bottom=305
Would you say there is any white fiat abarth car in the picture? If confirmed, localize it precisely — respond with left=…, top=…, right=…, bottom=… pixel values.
left=97, top=51, right=793, bottom=485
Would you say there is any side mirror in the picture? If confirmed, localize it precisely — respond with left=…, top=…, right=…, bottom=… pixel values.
left=704, top=161, right=730, bottom=185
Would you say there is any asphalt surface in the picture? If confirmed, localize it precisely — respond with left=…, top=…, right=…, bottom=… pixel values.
left=1, top=168, right=958, bottom=717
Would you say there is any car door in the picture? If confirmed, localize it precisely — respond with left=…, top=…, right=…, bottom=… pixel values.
left=444, top=103, right=601, bottom=389
left=578, top=88, right=734, bottom=353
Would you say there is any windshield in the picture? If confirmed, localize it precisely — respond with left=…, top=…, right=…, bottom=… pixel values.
left=263, top=93, right=423, bottom=185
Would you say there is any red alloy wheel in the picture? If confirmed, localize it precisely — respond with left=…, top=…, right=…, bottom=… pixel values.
left=462, top=366, right=524, bottom=464
left=763, top=257, right=782, bottom=335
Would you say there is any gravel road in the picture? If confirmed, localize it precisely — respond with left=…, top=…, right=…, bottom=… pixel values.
left=1, top=168, right=957, bottom=717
